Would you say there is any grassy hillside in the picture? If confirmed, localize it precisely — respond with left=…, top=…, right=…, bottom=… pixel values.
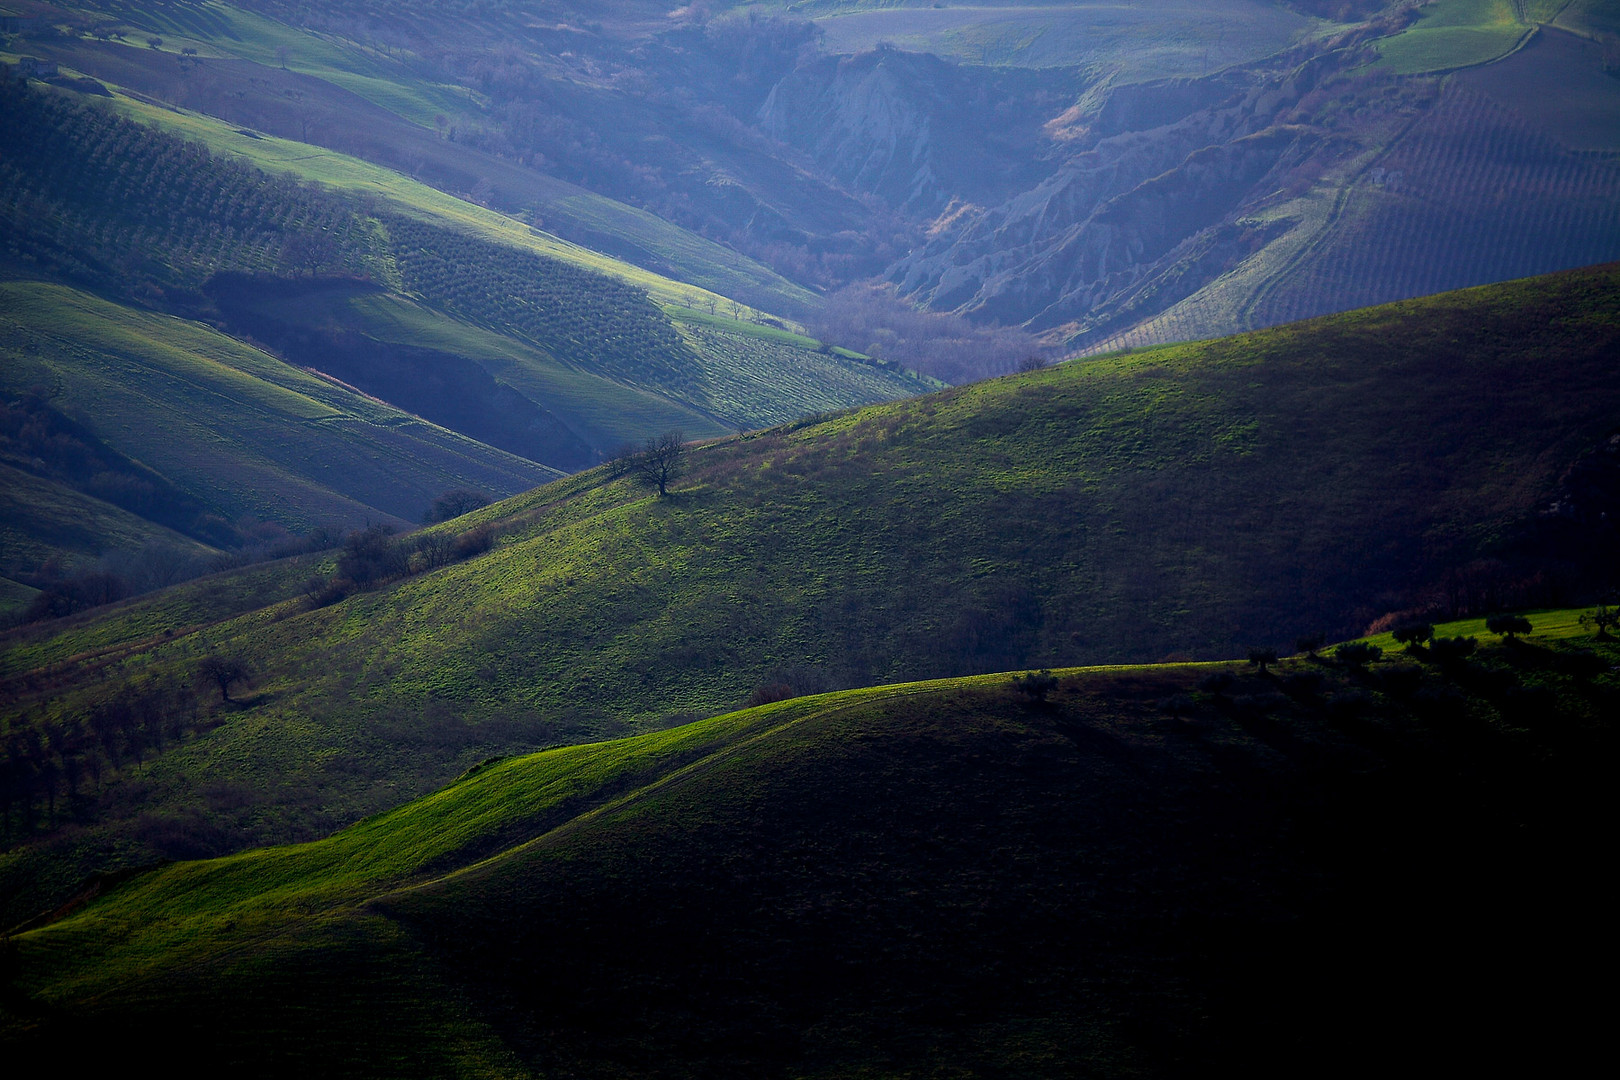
left=1375, top=0, right=1543, bottom=74
left=0, top=279, right=558, bottom=535
left=1, top=264, right=1617, bottom=920
left=3, top=626, right=1613, bottom=1075
left=17, top=7, right=824, bottom=317
left=808, top=0, right=1325, bottom=76
left=0, top=78, right=929, bottom=461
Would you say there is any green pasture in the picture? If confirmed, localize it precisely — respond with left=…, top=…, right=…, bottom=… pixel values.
left=0, top=281, right=556, bottom=530
left=1374, top=0, right=1568, bottom=74
left=802, top=0, right=1325, bottom=77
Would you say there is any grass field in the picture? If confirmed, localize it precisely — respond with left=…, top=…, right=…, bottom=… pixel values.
left=4, top=629, right=1613, bottom=1073
left=0, top=281, right=557, bottom=532
left=2, top=265, right=1617, bottom=927
left=803, top=0, right=1324, bottom=76
left=0, top=463, right=215, bottom=582
left=1376, top=0, right=1547, bottom=73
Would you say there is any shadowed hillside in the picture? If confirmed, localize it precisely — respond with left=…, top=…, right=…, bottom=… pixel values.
left=3, top=627, right=1613, bottom=1076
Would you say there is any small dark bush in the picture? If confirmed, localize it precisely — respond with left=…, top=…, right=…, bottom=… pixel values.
left=1335, top=642, right=1383, bottom=668
left=746, top=683, right=796, bottom=708
left=1427, top=636, right=1477, bottom=664
left=1281, top=670, right=1324, bottom=698
left=423, top=489, right=491, bottom=524
left=1198, top=670, right=1236, bottom=694
left=1559, top=650, right=1609, bottom=679
left=1486, top=614, right=1533, bottom=640
left=1158, top=693, right=1197, bottom=718
left=337, top=525, right=405, bottom=586
left=1326, top=688, right=1373, bottom=717
left=1379, top=665, right=1424, bottom=698
left=1013, top=669, right=1060, bottom=703
left=453, top=526, right=494, bottom=559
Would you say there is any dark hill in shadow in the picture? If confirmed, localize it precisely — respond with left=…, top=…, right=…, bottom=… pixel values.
left=207, top=274, right=597, bottom=471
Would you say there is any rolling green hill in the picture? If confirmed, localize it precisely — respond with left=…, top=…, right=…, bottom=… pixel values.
left=3, top=625, right=1613, bottom=1075
left=1, top=264, right=1617, bottom=923
left=0, top=278, right=560, bottom=540
left=0, top=77, right=933, bottom=465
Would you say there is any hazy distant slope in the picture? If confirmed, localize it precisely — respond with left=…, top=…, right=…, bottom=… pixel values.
left=0, top=78, right=932, bottom=461
left=22, top=6, right=835, bottom=314
left=5, top=639, right=1612, bottom=1075
left=2, top=265, right=1616, bottom=923
left=0, top=280, right=558, bottom=532
left=1244, top=31, right=1620, bottom=329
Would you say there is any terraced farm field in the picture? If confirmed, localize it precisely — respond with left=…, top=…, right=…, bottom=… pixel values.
left=1245, top=82, right=1620, bottom=328
left=674, top=317, right=940, bottom=429
left=82, top=52, right=818, bottom=319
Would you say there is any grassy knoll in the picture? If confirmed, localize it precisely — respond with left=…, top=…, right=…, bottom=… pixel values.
left=1375, top=0, right=1545, bottom=73
left=3, top=630, right=1613, bottom=1074
left=1, top=264, right=1617, bottom=921
left=0, top=280, right=557, bottom=532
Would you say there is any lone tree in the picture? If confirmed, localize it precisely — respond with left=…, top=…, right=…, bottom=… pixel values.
left=616, top=430, right=686, bottom=496
left=1579, top=602, right=1618, bottom=639
left=1391, top=620, right=1434, bottom=652
left=198, top=655, right=248, bottom=703
left=1294, top=632, right=1326, bottom=659
left=1247, top=647, right=1279, bottom=674
left=1485, top=613, right=1533, bottom=641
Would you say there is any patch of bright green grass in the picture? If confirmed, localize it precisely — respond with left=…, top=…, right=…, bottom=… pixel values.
left=1377, top=0, right=1534, bottom=73
left=1358, top=606, right=1598, bottom=651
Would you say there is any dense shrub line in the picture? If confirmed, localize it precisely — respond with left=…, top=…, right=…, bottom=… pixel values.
left=304, top=520, right=493, bottom=607
left=0, top=674, right=213, bottom=842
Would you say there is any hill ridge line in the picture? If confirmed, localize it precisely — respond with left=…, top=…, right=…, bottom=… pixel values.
left=368, top=684, right=947, bottom=905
